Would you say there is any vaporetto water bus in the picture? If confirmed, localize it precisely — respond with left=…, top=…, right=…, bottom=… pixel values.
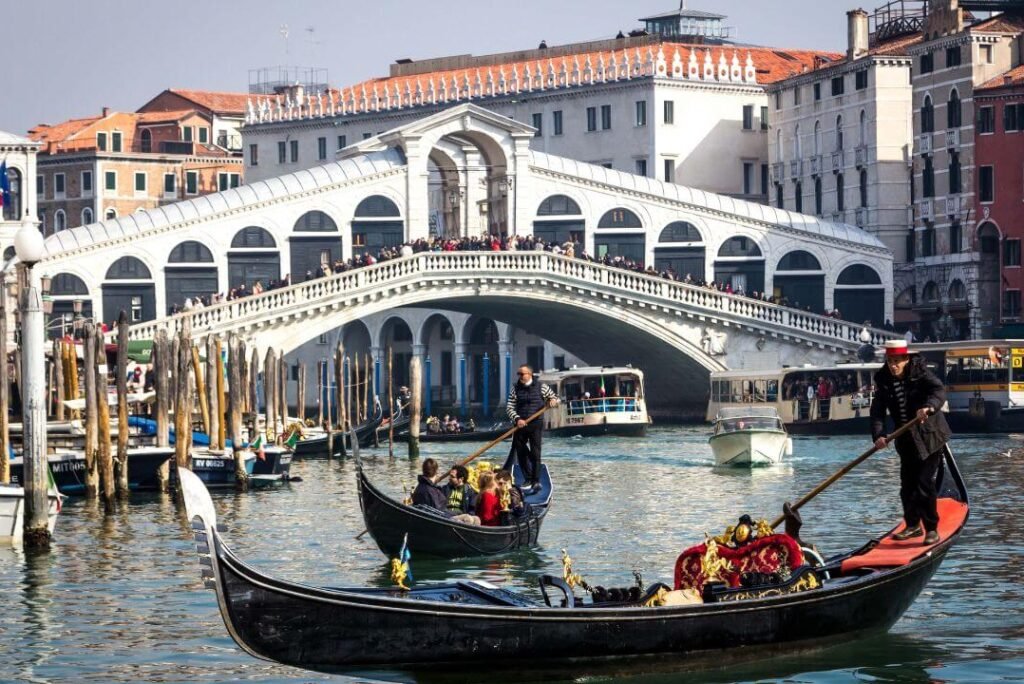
left=538, top=366, right=651, bottom=437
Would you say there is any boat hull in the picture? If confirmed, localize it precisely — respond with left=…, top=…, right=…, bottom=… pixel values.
left=710, top=430, right=789, bottom=466
left=250, top=447, right=292, bottom=479
left=187, top=451, right=255, bottom=488
left=547, top=420, right=649, bottom=438
left=0, top=485, right=60, bottom=544
left=9, top=448, right=175, bottom=494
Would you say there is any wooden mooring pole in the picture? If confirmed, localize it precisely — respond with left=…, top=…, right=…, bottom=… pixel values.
left=95, top=326, right=115, bottom=512
left=228, top=335, right=247, bottom=489
left=53, top=339, right=65, bottom=422
left=408, top=355, right=421, bottom=460
left=0, top=302, right=9, bottom=483
left=335, top=342, right=346, bottom=456
left=387, top=346, right=395, bottom=458
left=174, top=325, right=192, bottom=471
left=153, top=329, right=170, bottom=491
left=83, top=323, right=99, bottom=498
left=115, top=311, right=130, bottom=498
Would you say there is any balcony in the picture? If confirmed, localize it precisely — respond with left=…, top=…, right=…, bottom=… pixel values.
left=918, top=132, right=933, bottom=155
left=919, top=199, right=934, bottom=222
left=831, top=150, right=845, bottom=173
left=216, top=133, right=243, bottom=151
left=854, top=145, right=868, bottom=168
left=944, top=195, right=961, bottom=216
left=789, top=159, right=803, bottom=179
left=855, top=207, right=869, bottom=226
left=809, top=154, right=823, bottom=176
left=946, top=128, right=960, bottom=149
left=771, top=162, right=784, bottom=184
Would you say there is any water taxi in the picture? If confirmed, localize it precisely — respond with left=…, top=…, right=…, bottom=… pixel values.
left=538, top=366, right=651, bottom=437
left=709, top=407, right=791, bottom=466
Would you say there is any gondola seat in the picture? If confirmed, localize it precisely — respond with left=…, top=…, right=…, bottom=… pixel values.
left=840, top=497, right=969, bottom=574
left=674, top=534, right=804, bottom=592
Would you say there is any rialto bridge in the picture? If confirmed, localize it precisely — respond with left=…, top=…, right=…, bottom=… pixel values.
left=27, top=104, right=898, bottom=414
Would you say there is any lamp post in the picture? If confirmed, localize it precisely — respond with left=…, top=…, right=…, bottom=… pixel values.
left=72, top=297, right=83, bottom=339
left=14, top=217, right=50, bottom=548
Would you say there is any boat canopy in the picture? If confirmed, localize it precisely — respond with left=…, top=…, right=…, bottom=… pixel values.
left=715, top=407, right=781, bottom=420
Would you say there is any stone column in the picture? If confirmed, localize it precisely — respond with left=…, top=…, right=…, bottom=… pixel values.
left=498, top=338, right=515, bottom=405
left=461, top=147, right=485, bottom=238
left=405, top=136, right=431, bottom=241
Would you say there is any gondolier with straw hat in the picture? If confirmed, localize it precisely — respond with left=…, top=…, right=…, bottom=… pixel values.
left=506, top=365, right=558, bottom=489
left=870, top=339, right=951, bottom=546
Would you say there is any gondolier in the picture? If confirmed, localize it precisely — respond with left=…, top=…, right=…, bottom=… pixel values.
left=506, top=365, right=558, bottom=487
left=870, top=340, right=952, bottom=546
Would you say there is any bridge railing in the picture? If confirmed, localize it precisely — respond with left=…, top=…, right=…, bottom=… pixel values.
left=128, top=251, right=896, bottom=347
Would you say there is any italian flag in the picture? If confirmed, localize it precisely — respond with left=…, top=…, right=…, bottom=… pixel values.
left=284, top=430, right=299, bottom=448
left=250, top=434, right=266, bottom=460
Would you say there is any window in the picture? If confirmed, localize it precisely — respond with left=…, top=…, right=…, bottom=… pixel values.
left=922, top=224, right=936, bottom=257
left=105, top=208, right=117, bottom=220
left=793, top=86, right=802, bottom=105
left=104, top=170, right=116, bottom=191
left=318, top=333, right=328, bottom=345
left=218, top=173, right=229, bottom=191
left=949, top=222, right=962, bottom=254
left=1005, top=103, right=1021, bottom=132
left=947, top=90, right=961, bottom=128
left=978, top=106, right=995, bottom=134
left=54, top=209, right=66, bottom=232
left=831, top=76, right=845, bottom=96
left=54, top=173, right=65, bottom=196
left=776, top=183, right=784, bottom=209
left=836, top=115, right=845, bottom=150
left=743, top=162, right=754, bottom=194
left=742, top=105, right=754, bottom=130
left=134, top=171, right=146, bottom=193
left=601, top=162, right=613, bottom=169
left=860, top=169, right=869, bottom=207
left=836, top=173, right=845, bottom=212
left=362, top=132, right=372, bottom=140
left=946, top=45, right=962, bottom=68
left=1006, top=239, right=1022, bottom=266
left=198, top=127, right=208, bottom=144
left=635, top=100, right=647, bottom=127
left=553, top=110, right=563, bottom=135
left=277, top=141, right=286, bottom=163
left=249, top=143, right=258, bottom=166
left=81, top=207, right=93, bottom=225
left=813, top=82, right=821, bottom=101
left=97, top=131, right=107, bottom=151
left=337, top=134, right=347, bottom=150
left=81, top=170, right=92, bottom=194
left=761, top=164, right=769, bottom=195
left=795, top=182, right=803, bottom=213
left=923, top=157, right=935, bottom=197
left=36, top=174, right=43, bottom=195
left=663, top=158, right=675, bottom=183
left=980, top=166, right=994, bottom=203
left=586, top=106, right=597, bottom=131
left=130, top=296, right=143, bottom=322
left=1004, top=291, right=1021, bottom=317
left=922, top=96, right=934, bottom=133
left=906, top=230, right=916, bottom=261
left=949, top=152, right=961, bottom=194
left=229, top=173, right=240, bottom=188
left=814, top=177, right=823, bottom=215
left=289, top=140, right=298, bottom=163
left=182, top=126, right=193, bottom=142
left=760, top=106, right=769, bottom=130
left=185, top=170, right=198, bottom=195
left=920, top=52, right=934, bottom=74
left=980, top=44, right=993, bottom=64
left=164, top=173, right=176, bottom=195
left=664, top=100, right=674, bottom=124
left=601, top=104, right=612, bottom=130
left=635, top=159, right=647, bottom=176
left=532, top=112, right=543, bottom=136
left=855, top=70, right=868, bottom=90
left=37, top=210, right=45, bottom=232
left=317, top=136, right=327, bottom=160
left=775, top=90, right=781, bottom=110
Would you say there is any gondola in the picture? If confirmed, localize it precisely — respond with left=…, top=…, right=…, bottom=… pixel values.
left=177, top=446, right=968, bottom=673
left=356, top=444, right=552, bottom=558
left=396, top=423, right=512, bottom=443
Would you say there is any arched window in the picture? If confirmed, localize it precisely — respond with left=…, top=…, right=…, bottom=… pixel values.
left=354, top=195, right=401, bottom=217
left=947, top=89, right=961, bottom=128
left=169, top=240, right=214, bottom=263
left=814, top=177, right=823, bottom=215
left=51, top=273, right=89, bottom=296
left=922, top=281, right=940, bottom=302
left=777, top=250, right=821, bottom=271
left=978, top=222, right=1000, bottom=254
left=81, top=207, right=94, bottom=226
left=140, top=128, right=152, bottom=153
left=54, top=209, right=67, bottom=233
left=3, top=246, right=14, bottom=262
left=658, top=221, right=702, bottom=242
left=836, top=174, right=845, bottom=212
left=718, top=236, right=762, bottom=257
left=230, top=226, right=277, bottom=249
left=837, top=264, right=882, bottom=285
left=793, top=124, right=802, bottom=159
left=105, top=208, right=117, bottom=220
left=105, top=256, right=152, bottom=280
left=922, top=95, right=934, bottom=133
left=859, top=110, right=867, bottom=146
left=597, top=208, right=642, bottom=229
left=795, top=181, right=803, bottom=213
left=776, top=128, right=784, bottom=160
left=949, top=279, right=966, bottom=301
left=835, top=115, right=844, bottom=151
left=813, top=120, right=822, bottom=156
left=293, top=210, right=337, bottom=232
left=537, top=194, right=582, bottom=216
left=860, top=169, right=869, bottom=207
left=1, top=166, right=21, bottom=221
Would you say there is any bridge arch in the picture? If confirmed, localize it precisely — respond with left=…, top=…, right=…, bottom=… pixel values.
left=835, top=263, right=885, bottom=326
left=228, top=226, right=280, bottom=291
left=533, top=193, right=586, bottom=247
left=103, top=256, right=156, bottom=324
left=166, top=240, right=217, bottom=313
left=48, top=272, right=93, bottom=337
left=290, top=209, right=342, bottom=281
left=352, top=194, right=404, bottom=257
left=714, top=235, right=765, bottom=294
left=595, top=207, right=646, bottom=264
left=773, top=249, right=825, bottom=313
left=653, top=220, right=705, bottom=280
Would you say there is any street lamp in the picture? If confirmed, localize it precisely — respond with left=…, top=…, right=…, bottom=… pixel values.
left=13, top=217, right=50, bottom=547
left=73, top=298, right=83, bottom=339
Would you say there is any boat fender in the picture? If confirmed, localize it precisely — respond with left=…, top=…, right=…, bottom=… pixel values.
left=785, top=438, right=793, bottom=456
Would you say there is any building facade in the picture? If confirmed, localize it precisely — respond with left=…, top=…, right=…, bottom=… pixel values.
left=0, top=130, right=41, bottom=260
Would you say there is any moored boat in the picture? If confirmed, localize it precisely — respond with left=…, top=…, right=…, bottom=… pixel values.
left=0, top=484, right=61, bottom=545
left=186, top=449, right=255, bottom=488
left=538, top=366, right=651, bottom=437
left=398, top=422, right=512, bottom=443
left=709, top=407, right=791, bottom=467
left=176, top=447, right=968, bottom=673
left=9, top=446, right=175, bottom=494
left=250, top=445, right=293, bottom=480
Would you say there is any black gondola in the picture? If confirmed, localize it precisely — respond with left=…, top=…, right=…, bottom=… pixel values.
left=292, top=407, right=384, bottom=457
left=397, top=423, right=512, bottom=443
left=176, top=446, right=968, bottom=673
left=356, top=447, right=552, bottom=558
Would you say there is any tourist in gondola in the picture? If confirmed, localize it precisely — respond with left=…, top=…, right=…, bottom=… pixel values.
left=476, top=472, right=501, bottom=526
left=870, top=340, right=952, bottom=546
left=505, top=364, right=558, bottom=488
left=411, top=458, right=447, bottom=511
left=495, top=469, right=526, bottom=524
left=442, top=465, right=478, bottom=522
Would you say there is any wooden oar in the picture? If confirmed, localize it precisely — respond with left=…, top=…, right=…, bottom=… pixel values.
left=770, top=413, right=928, bottom=530
left=355, top=405, right=551, bottom=539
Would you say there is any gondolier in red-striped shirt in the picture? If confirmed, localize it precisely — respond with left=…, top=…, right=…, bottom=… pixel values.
left=506, top=365, right=558, bottom=488
left=870, top=340, right=951, bottom=546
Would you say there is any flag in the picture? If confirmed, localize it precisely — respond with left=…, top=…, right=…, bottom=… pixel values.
left=284, top=429, right=299, bottom=449
left=0, top=160, right=9, bottom=209
left=251, top=433, right=266, bottom=461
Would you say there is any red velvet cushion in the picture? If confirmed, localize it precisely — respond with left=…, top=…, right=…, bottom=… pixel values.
left=674, top=534, right=804, bottom=591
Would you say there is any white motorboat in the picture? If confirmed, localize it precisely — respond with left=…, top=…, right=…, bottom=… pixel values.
left=709, top=407, right=791, bottom=467
left=0, top=484, right=62, bottom=545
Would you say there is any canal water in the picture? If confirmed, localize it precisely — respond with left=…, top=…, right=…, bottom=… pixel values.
left=2, top=427, right=1022, bottom=683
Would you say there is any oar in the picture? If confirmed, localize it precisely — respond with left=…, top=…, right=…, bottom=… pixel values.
left=355, top=405, right=551, bottom=540
left=770, top=413, right=928, bottom=531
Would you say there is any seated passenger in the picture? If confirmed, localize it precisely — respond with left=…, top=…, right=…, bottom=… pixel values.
left=442, top=465, right=480, bottom=524
left=495, top=469, right=527, bottom=524
left=411, top=458, right=447, bottom=511
left=476, top=472, right=501, bottom=526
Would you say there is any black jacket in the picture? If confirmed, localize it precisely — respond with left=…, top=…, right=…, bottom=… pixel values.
left=412, top=474, right=447, bottom=511
left=870, top=356, right=951, bottom=460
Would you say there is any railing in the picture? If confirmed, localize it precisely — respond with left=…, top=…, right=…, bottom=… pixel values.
left=771, top=162, right=784, bottom=184
left=831, top=150, right=845, bottom=173
left=919, top=199, right=934, bottom=221
left=567, top=397, right=642, bottom=415
left=945, top=128, right=960, bottom=149
left=809, top=155, right=823, bottom=176
left=789, top=159, right=803, bottom=179
left=855, top=207, right=869, bottom=226
left=918, top=132, right=933, bottom=155
left=127, top=252, right=899, bottom=349
left=944, top=195, right=961, bottom=217
left=855, top=145, right=868, bottom=168
left=216, top=134, right=243, bottom=151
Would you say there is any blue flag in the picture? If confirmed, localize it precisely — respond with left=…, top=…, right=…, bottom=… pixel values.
left=399, top=533, right=413, bottom=583
left=0, top=160, right=9, bottom=209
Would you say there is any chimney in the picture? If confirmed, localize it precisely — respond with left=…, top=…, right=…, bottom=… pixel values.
left=101, top=106, right=110, bottom=117
left=847, top=9, right=869, bottom=61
